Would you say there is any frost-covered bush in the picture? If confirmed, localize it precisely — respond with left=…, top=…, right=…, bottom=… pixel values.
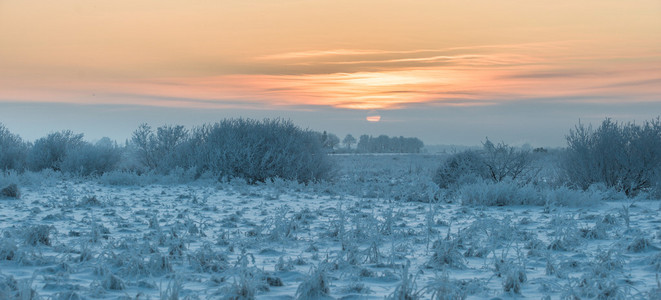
left=501, top=263, right=527, bottom=294
left=426, top=238, right=466, bottom=269
left=127, top=119, right=333, bottom=183
left=626, top=237, right=656, bottom=253
left=23, top=225, right=54, bottom=246
left=481, top=138, right=535, bottom=184
left=0, top=183, right=20, bottom=199
left=423, top=273, right=485, bottom=300
left=188, top=244, right=229, bottom=273
left=27, top=130, right=85, bottom=172
left=543, top=185, right=601, bottom=207
left=0, top=239, right=18, bottom=261
left=434, top=139, right=536, bottom=192
left=0, top=123, right=28, bottom=171
left=131, top=124, right=190, bottom=173
left=564, top=117, right=661, bottom=196
left=60, top=138, right=122, bottom=176
left=433, top=151, right=488, bottom=190
left=459, top=180, right=543, bottom=206
left=193, top=118, right=333, bottom=183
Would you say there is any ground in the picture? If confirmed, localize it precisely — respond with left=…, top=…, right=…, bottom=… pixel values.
left=1, top=155, right=660, bottom=299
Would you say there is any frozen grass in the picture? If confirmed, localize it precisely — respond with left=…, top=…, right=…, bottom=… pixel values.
left=295, top=265, right=331, bottom=300
left=0, top=155, right=660, bottom=298
left=0, top=183, right=20, bottom=199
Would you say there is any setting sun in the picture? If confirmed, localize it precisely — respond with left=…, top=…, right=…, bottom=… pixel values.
left=366, top=115, right=382, bottom=122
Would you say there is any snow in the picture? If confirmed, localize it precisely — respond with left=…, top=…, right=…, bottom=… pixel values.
left=1, top=155, right=660, bottom=299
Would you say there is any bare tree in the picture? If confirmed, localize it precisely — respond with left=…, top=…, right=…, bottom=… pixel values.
left=482, top=138, right=534, bottom=183
left=343, top=134, right=356, bottom=150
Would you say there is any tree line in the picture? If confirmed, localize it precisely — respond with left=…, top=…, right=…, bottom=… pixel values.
left=0, top=119, right=426, bottom=183
left=320, top=132, right=424, bottom=153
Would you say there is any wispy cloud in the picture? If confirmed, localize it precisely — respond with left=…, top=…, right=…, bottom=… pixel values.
left=2, top=39, right=659, bottom=111
left=256, top=41, right=573, bottom=61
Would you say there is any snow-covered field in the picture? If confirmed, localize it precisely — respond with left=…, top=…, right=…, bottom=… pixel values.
left=1, top=155, right=661, bottom=299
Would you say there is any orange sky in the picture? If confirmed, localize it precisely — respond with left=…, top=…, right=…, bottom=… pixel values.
left=2, top=0, right=660, bottom=109
left=1, top=0, right=660, bottom=145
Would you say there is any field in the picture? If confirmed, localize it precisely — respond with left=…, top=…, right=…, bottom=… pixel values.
left=1, top=154, right=661, bottom=299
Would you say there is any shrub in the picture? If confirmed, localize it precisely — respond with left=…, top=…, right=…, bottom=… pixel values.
left=543, top=185, right=600, bottom=207
left=0, top=123, right=28, bottom=171
left=501, top=264, right=527, bottom=294
left=424, top=274, right=467, bottom=300
left=193, top=118, right=333, bottom=183
left=61, top=138, right=122, bottom=176
left=27, top=130, right=84, bottom=172
left=433, top=151, right=488, bottom=189
left=426, top=238, right=466, bottom=269
left=127, top=119, right=333, bottom=183
left=0, top=240, right=18, bottom=261
left=564, top=117, right=661, bottom=196
left=24, top=225, right=54, bottom=246
left=0, top=183, right=20, bottom=199
left=188, top=244, right=229, bottom=273
left=434, top=139, right=536, bottom=191
left=482, top=138, right=535, bottom=183
left=459, top=180, right=543, bottom=206
left=130, top=124, right=190, bottom=173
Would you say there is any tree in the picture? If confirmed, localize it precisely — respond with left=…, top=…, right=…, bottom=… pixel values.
left=154, top=125, right=189, bottom=171
left=131, top=123, right=156, bottom=170
left=482, top=138, right=533, bottom=183
left=343, top=134, right=356, bottom=150
left=357, top=135, right=370, bottom=153
left=326, top=133, right=340, bottom=150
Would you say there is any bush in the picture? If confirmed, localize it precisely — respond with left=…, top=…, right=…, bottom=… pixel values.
left=433, top=151, right=488, bottom=189
left=543, top=185, right=600, bottom=207
left=61, top=138, right=122, bottom=176
left=459, top=180, right=543, bottom=206
left=130, top=124, right=190, bottom=173
left=127, top=119, right=333, bottom=183
left=426, top=238, right=466, bottom=269
left=27, top=130, right=84, bottom=172
left=434, top=139, right=536, bottom=191
left=193, top=118, right=333, bottom=183
left=0, top=123, right=28, bottom=171
left=564, top=117, right=661, bottom=196
left=23, top=225, right=54, bottom=246
left=482, top=138, right=534, bottom=183
left=0, top=184, right=20, bottom=199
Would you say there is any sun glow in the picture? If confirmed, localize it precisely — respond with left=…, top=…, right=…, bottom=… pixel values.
left=366, top=115, right=381, bottom=122
left=1, top=0, right=659, bottom=112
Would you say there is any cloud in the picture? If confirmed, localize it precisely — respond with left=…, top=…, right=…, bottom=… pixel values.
left=2, top=39, right=659, bottom=112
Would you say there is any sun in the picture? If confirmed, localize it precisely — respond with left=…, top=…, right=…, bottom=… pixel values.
left=366, top=110, right=381, bottom=122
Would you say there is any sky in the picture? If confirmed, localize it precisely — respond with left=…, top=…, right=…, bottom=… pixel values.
left=1, top=0, right=660, bottom=147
